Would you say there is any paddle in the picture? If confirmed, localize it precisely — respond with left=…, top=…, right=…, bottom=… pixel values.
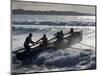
left=12, top=32, right=70, bottom=54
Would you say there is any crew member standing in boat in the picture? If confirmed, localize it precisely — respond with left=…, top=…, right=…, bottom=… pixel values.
left=37, top=34, right=48, bottom=48
left=24, top=33, right=35, bottom=52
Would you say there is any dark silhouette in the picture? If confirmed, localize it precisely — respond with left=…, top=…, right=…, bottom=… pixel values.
left=59, top=30, right=64, bottom=41
left=24, top=33, right=35, bottom=52
left=37, top=34, right=48, bottom=48
left=54, top=31, right=60, bottom=41
left=69, top=28, right=74, bottom=34
left=54, top=30, right=64, bottom=42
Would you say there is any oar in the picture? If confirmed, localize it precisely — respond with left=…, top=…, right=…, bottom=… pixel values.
left=12, top=42, right=39, bottom=54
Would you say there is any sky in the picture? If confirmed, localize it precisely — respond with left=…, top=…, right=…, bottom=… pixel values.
left=12, top=1, right=95, bottom=14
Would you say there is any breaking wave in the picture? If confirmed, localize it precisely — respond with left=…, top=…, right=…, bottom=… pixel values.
left=12, top=48, right=96, bottom=74
left=36, top=48, right=96, bottom=69
left=12, top=26, right=53, bottom=35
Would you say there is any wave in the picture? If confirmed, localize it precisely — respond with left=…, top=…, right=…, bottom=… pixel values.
left=12, top=20, right=95, bottom=26
left=12, top=26, right=39, bottom=31
left=12, top=48, right=96, bottom=73
left=36, top=48, right=95, bottom=69
left=12, top=26, right=40, bottom=35
left=12, top=25, right=63, bottom=35
left=12, top=25, right=95, bottom=35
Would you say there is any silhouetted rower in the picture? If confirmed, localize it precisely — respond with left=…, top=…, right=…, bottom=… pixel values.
left=59, top=30, right=64, bottom=41
left=24, top=33, right=35, bottom=52
left=69, top=28, right=74, bottom=34
left=54, top=31, right=60, bottom=41
left=37, top=34, right=48, bottom=47
left=54, top=30, right=64, bottom=42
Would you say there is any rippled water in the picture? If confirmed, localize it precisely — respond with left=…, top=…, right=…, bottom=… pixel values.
left=12, top=14, right=95, bottom=22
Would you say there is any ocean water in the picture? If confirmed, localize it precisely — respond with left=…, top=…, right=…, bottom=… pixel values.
left=12, top=15, right=95, bottom=22
left=12, top=14, right=96, bottom=74
left=12, top=15, right=95, bottom=26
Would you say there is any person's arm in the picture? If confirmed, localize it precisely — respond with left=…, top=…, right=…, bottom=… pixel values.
left=36, top=38, right=42, bottom=43
left=30, top=38, right=35, bottom=45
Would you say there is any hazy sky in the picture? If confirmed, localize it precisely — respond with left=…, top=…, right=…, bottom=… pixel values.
left=12, top=1, right=95, bottom=14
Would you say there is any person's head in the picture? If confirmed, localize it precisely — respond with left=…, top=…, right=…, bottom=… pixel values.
left=57, top=31, right=59, bottom=34
left=29, top=33, right=32, bottom=37
left=70, top=28, right=74, bottom=31
left=43, top=34, right=46, bottom=38
left=60, top=30, right=63, bottom=33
